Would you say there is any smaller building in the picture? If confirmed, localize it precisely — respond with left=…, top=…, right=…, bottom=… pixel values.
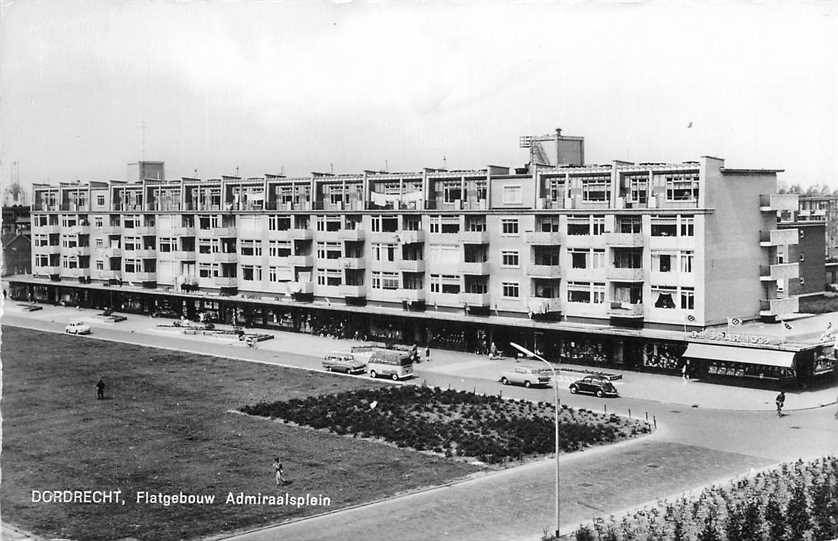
left=2, top=232, right=31, bottom=276
left=780, top=221, right=826, bottom=295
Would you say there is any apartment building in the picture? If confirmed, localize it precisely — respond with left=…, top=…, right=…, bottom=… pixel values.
left=15, top=151, right=832, bottom=387
left=780, top=193, right=838, bottom=260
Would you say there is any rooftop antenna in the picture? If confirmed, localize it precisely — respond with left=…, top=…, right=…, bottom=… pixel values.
left=194, top=168, right=198, bottom=177
left=385, top=160, right=389, bottom=172
left=235, top=166, right=239, bottom=177
left=280, top=165, right=285, bottom=176
left=330, top=162, right=334, bottom=174
left=443, top=156, right=447, bottom=169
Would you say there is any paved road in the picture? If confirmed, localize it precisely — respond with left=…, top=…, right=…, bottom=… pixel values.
left=3, top=306, right=838, bottom=540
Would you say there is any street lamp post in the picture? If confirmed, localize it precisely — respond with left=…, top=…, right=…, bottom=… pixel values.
left=510, top=342, right=560, bottom=538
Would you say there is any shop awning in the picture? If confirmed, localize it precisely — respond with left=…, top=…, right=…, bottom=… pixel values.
left=684, top=343, right=796, bottom=368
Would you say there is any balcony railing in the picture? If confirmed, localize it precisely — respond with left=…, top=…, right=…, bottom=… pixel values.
left=399, top=288, right=426, bottom=302
left=288, top=255, right=314, bottom=267
left=213, top=276, right=238, bottom=288
left=173, top=226, right=196, bottom=236
left=339, top=284, right=366, bottom=297
left=460, top=230, right=489, bottom=244
left=527, top=264, right=562, bottom=278
left=759, top=229, right=798, bottom=247
left=33, top=244, right=61, bottom=254
left=99, top=225, right=122, bottom=235
left=760, top=263, right=799, bottom=281
left=338, top=229, right=365, bottom=241
left=64, top=246, right=91, bottom=257
left=604, top=232, right=644, bottom=247
left=759, top=296, right=799, bottom=317
left=67, top=224, right=91, bottom=235
left=760, top=193, right=799, bottom=212
left=60, top=267, right=91, bottom=278
left=398, top=259, right=425, bottom=273
left=124, top=271, right=156, bottom=282
left=606, top=266, right=645, bottom=281
left=214, top=252, right=238, bottom=263
left=102, top=247, right=122, bottom=258
left=525, top=231, right=564, bottom=245
left=34, top=224, right=61, bottom=234
left=35, top=265, right=61, bottom=275
left=341, top=257, right=365, bottom=269
left=399, top=230, right=425, bottom=244
left=368, top=231, right=400, bottom=244
left=134, top=225, right=157, bottom=236
left=211, top=226, right=238, bottom=238
left=457, top=261, right=491, bottom=275
left=459, top=292, right=491, bottom=307
left=607, top=302, right=644, bottom=318
left=288, top=228, right=314, bottom=240
left=172, top=250, right=197, bottom=260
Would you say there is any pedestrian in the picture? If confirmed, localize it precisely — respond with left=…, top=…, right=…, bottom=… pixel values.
left=425, top=346, right=431, bottom=362
left=96, top=378, right=105, bottom=400
left=776, top=391, right=786, bottom=417
left=682, top=362, right=689, bottom=383
left=273, top=457, right=286, bottom=486
left=490, top=342, right=498, bottom=359
left=834, top=393, right=838, bottom=419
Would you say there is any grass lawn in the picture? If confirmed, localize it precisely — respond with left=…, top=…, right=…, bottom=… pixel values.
left=0, top=325, right=479, bottom=541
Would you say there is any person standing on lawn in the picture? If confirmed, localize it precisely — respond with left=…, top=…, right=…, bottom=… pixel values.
left=776, top=391, right=785, bottom=417
left=273, top=457, right=286, bottom=486
left=96, top=378, right=105, bottom=400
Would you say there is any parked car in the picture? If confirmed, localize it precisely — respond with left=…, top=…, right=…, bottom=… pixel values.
left=322, top=353, right=367, bottom=375
left=499, top=365, right=552, bottom=388
left=64, top=321, right=92, bottom=335
left=569, top=375, right=619, bottom=398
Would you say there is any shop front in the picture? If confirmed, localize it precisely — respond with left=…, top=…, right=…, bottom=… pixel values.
left=683, top=342, right=799, bottom=388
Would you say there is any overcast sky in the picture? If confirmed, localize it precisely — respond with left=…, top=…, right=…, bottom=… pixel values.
left=1, top=1, right=836, bottom=189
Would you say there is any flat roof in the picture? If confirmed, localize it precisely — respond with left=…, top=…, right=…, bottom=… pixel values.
left=720, top=167, right=785, bottom=175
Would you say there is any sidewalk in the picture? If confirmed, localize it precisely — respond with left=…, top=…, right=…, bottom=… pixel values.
left=3, top=302, right=836, bottom=412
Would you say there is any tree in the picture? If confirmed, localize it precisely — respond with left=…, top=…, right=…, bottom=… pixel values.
left=789, top=184, right=803, bottom=194
left=785, top=483, right=812, bottom=540
left=573, top=524, right=595, bottom=541
left=764, top=495, right=786, bottom=541
left=739, top=498, right=763, bottom=541
left=809, top=479, right=836, bottom=540
left=697, top=513, right=721, bottom=541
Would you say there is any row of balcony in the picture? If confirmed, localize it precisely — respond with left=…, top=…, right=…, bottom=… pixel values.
left=759, top=263, right=800, bottom=281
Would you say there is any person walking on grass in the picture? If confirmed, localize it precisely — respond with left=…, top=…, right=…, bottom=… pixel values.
left=776, top=391, right=786, bottom=417
left=96, top=378, right=105, bottom=400
left=273, top=457, right=286, bottom=486
left=425, top=346, right=431, bottom=363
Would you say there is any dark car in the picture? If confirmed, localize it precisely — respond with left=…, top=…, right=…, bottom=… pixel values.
left=569, top=375, right=619, bottom=398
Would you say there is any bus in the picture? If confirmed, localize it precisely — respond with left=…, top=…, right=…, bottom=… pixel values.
left=365, top=349, right=414, bottom=381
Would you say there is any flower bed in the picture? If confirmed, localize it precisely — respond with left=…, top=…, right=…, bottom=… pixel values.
left=560, top=456, right=838, bottom=541
left=240, top=386, right=651, bottom=464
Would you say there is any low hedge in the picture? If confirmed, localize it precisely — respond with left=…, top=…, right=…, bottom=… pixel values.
left=559, top=456, right=838, bottom=541
left=241, top=386, right=650, bottom=464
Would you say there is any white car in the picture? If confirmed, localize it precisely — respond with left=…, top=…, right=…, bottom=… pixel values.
left=65, top=321, right=92, bottom=335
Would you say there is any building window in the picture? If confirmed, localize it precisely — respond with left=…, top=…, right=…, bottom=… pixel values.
left=429, top=274, right=460, bottom=294
left=567, top=282, right=591, bottom=303
left=580, top=176, right=610, bottom=202
left=241, top=265, right=262, bottom=281
left=567, top=219, right=590, bottom=236
left=94, top=216, right=104, bottom=228
left=680, top=287, right=695, bottom=310
left=317, top=268, right=342, bottom=286
left=372, top=243, right=396, bottom=262
left=680, top=216, right=695, bottom=236
left=95, top=238, right=104, bottom=248
left=651, top=285, right=678, bottom=309
left=96, top=194, right=106, bottom=206
left=800, top=277, right=805, bottom=286
left=592, top=282, right=606, bottom=304
left=371, top=271, right=399, bottom=290
left=442, top=181, right=462, bottom=204
left=269, top=240, right=292, bottom=258
left=240, top=240, right=262, bottom=257
left=95, top=260, right=104, bottom=271
left=651, top=217, right=677, bottom=237
left=653, top=252, right=673, bottom=272
left=799, top=229, right=805, bottom=239
left=665, top=174, right=699, bottom=201
left=799, top=252, right=806, bottom=262
left=570, top=249, right=588, bottom=269
left=681, top=251, right=694, bottom=273
left=501, top=219, right=519, bottom=235
left=592, top=249, right=605, bottom=269
left=502, top=185, right=522, bottom=205
left=592, top=216, right=606, bottom=235
left=502, top=282, right=519, bottom=298
left=501, top=251, right=519, bottom=267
